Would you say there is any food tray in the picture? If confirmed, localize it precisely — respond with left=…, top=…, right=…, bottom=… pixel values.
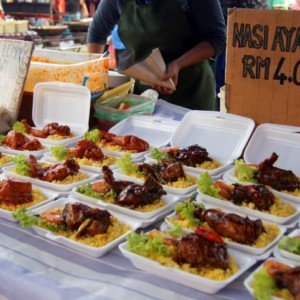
left=2, top=164, right=99, bottom=193
left=109, top=115, right=180, bottom=154
left=30, top=198, right=141, bottom=257
left=113, top=169, right=198, bottom=197
left=244, top=258, right=298, bottom=300
left=0, top=144, right=50, bottom=159
left=197, top=190, right=300, bottom=226
left=164, top=201, right=285, bottom=259
left=170, top=111, right=255, bottom=165
left=223, top=166, right=300, bottom=204
left=0, top=184, right=59, bottom=222
left=29, top=82, right=91, bottom=146
left=42, top=152, right=118, bottom=174
left=144, top=147, right=233, bottom=177
left=0, top=154, right=15, bottom=172
left=70, top=185, right=182, bottom=220
left=119, top=241, right=256, bottom=294
left=273, top=228, right=300, bottom=263
left=243, top=123, right=300, bottom=175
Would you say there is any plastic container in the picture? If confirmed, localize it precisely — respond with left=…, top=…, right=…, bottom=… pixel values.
left=94, top=93, right=157, bottom=131
left=24, top=49, right=109, bottom=93
left=30, top=82, right=91, bottom=145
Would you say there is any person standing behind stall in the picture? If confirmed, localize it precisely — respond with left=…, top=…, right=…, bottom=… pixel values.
left=212, top=0, right=270, bottom=110
left=87, top=0, right=226, bottom=111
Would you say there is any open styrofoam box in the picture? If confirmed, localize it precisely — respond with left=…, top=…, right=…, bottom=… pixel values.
left=243, top=123, right=300, bottom=175
left=169, top=111, right=255, bottom=174
left=32, top=82, right=91, bottom=145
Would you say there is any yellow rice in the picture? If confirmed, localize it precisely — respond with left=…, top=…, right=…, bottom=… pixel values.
left=75, top=155, right=117, bottom=168
left=57, top=216, right=131, bottom=247
left=147, top=253, right=239, bottom=281
left=196, top=159, right=222, bottom=170
left=0, top=154, right=12, bottom=165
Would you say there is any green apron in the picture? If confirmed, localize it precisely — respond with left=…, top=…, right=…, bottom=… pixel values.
left=118, top=0, right=216, bottom=110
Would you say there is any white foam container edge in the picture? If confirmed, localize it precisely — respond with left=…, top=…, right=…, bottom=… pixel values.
left=32, top=82, right=91, bottom=141
left=243, top=123, right=300, bottom=175
left=169, top=111, right=255, bottom=162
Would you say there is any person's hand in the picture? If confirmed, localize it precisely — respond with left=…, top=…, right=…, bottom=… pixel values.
left=152, top=60, right=179, bottom=95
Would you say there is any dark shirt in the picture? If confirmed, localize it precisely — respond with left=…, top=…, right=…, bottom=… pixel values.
left=87, top=0, right=226, bottom=57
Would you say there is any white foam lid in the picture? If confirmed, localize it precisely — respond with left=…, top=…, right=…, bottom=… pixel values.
left=32, top=82, right=91, bottom=134
left=243, top=123, right=300, bottom=175
left=170, top=111, right=255, bottom=161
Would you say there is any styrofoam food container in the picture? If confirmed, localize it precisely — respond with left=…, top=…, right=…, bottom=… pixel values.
left=113, top=168, right=198, bottom=196
left=243, top=123, right=300, bottom=175
left=0, top=184, right=59, bottom=222
left=30, top=197, right=141, bottom=257
left=0, top=153, right=15, bottom=172
left=223, top=166, right=300, bottom=204
left=273, top=228, right=300, bottom=263
left=170, top=111, right=255, bottom=168
left=28, top=82, right=91, bottom=146
left=107, top=115, right=180, bottom=160
left=244, top=257, right=297, bottom=299
left=164, top=201, right=286, bottom=259
left=2, top=164, right=98, bottom=193
left=197, top=188, right=300, bottom=226
left=144, top=147, right=232, bottom=176
left=119, top=240, right=256, bottom=294
left=70, top=183, right=182, bottom=220
left=0, top=144, right=50, bottom=159
left=42, top=151, right=118, bottom=174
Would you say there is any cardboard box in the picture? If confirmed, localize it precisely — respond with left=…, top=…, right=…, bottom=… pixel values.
left=225, top=9, right=300, bottom=126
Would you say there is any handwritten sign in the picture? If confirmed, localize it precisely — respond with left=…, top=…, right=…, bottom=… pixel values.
left=225, top=9, right=300, bottom=126
left=0, top=39, right=34, bottom=127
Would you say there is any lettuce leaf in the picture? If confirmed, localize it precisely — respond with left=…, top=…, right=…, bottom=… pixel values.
left=278, top=236, right=300, bottom=254
left=174, top=199, right=204, bottom=227
left=50, top=145, right=72, bottom=161
left=12, top=121, right=27, bottom=134
left=126, top=231, right=171, bottom=257
left=150, top=148, right=172, bottom=162
left=0, top=135, right=5, bottom=145
left=252, top=268, right=278, bottom=300
left=117, top=153, right=141, bottom=175
left=84, top=129, right=100, bottom=143
left=11, top=155, right=31, bottom=176
left=198, top=172, right=221, bottom=198
left=76, top=183, right=116, bottom=199
left=235, top=159, right=258, bottom=183
left=12, top=207, right=66, bottom=232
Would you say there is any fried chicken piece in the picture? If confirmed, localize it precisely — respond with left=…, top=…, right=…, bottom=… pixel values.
left=4, top=130, right=42, bottom=151
left=177, top=233, right=229, bottom=270
left=196, top=208, right=265, bottom=245
left=256, top=152, right=300, bottom=192
left=0, top=178, right=32, bottom=204
left=72, top=140, right=105, bottom=161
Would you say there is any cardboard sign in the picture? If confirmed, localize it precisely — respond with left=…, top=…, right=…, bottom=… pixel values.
left=0, top=39, right=34, bottom=127
left=225, top=9, right=300, bottom=126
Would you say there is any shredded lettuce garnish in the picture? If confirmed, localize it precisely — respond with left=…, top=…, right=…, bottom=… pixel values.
left=117, top=153, right=142, bottom=175
left=12, top=207, right=66, bottom=232
left=235, top=159, right=258, bottom=183
left=278, top=236, right=300, bottom=255
left=0, top=135, right=5, bottom=145
left=174, top=199, right=204, bottom=227
left=164, top=223, right=184, bottom=238
left=252, top=267, right=278, bottom=300
left=126, top=231, right=171, bottom=257
left=50, top=145, right=71, bottom=161
left=198, top=172, right=221, bottom=198
left=12, top=121, right=27, bottom=134
left=84, top=129, right=101, bottom=143
left=150, top=148, right=171, bottom=162
left=11, top=155, right=31, bottom=176
left=76, top=183, right=116, bottom=199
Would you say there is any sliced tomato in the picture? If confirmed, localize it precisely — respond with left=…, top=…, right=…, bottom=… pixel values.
left=214, top=180, right=232, bottom=200
left=41, top=209, right=64, bottom=225
left=118, top=103, right=131, bottom=111
left=195, top=226, right=224, bottom=245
